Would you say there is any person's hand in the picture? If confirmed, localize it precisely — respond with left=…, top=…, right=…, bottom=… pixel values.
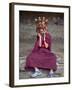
left=37, top=33, right=42, bottom=47
left=44, top=41, right=48, bottom=48
left=37, top=33, right=41, bottom=38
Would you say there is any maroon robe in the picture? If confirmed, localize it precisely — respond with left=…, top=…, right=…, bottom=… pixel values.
left=25, top=32, right=57, bottom=71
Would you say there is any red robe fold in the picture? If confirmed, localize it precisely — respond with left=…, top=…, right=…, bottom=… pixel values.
left=25, top=32, right=57, bottom=71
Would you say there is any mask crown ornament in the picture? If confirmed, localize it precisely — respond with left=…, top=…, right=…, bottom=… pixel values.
left=35, top=17, right=48, bottom=24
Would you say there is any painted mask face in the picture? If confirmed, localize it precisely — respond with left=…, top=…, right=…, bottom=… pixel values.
left=37, top=21, right=47, bottom=33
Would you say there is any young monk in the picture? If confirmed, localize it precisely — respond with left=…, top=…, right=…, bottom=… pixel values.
left=25, top=17, right=57, bottom=78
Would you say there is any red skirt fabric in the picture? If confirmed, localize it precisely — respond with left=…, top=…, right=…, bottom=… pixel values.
left=25, top=33, right=57, bottom=71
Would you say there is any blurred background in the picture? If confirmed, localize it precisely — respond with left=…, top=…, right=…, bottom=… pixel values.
left=19, top=11, right=64, bottom=79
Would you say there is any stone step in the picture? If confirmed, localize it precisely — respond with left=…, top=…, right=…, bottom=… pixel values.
left=19, top=56, right=64, bottom=79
